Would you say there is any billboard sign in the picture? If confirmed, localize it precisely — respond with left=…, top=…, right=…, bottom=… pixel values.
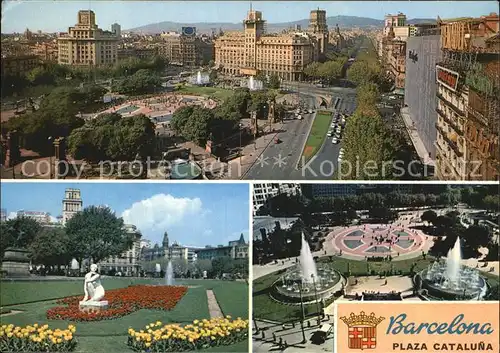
left=436, top=65, right=459, bottom=92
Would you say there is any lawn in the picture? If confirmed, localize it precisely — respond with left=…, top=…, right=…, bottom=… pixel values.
left=0, top=278, right=249, bottom=352
left=300, top=111, right=332, bottom=163
left=176, top=85, right=234, bottom=101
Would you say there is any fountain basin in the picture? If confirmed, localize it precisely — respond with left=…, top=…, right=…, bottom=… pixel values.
left=415, top=262, right=488, bottom=300
left=271, top=264, right=345, bottom=304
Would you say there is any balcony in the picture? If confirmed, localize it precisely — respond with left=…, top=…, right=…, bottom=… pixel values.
left=435, top=108, right=463, bottom=135
left=436, top=92, right=465, bottom=117
left=435, top=123, right=464, bottom=158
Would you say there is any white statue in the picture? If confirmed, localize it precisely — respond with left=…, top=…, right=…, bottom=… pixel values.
left=82, top=264, right=105, bottom=302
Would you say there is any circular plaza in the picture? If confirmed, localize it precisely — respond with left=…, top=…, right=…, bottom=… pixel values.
left=332, top=224, right=428, bottom=260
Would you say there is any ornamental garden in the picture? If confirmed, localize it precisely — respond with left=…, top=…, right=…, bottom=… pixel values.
left=0, top=279, right=249, bottom=352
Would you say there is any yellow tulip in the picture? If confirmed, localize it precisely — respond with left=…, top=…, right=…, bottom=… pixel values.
left=145, top=342, right=151, bottom=348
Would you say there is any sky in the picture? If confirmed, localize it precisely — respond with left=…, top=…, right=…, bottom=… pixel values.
left=2, top=1, right=498, bottom=33
left=0, top=182, right=250, bottom=247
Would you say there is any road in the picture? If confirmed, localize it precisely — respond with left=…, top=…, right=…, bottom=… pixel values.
left=243, top=82, right=357, bottom=180
left=303, top=94, right=357, bottom=179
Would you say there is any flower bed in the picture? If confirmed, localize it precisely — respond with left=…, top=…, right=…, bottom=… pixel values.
left=47, top=285, right=187, bottom=321
left=127, top=316, right=249, bottom=352
left=0, top=324, right=77, bottom=352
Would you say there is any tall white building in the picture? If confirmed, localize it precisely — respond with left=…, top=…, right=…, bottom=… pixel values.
left=253, top=183, right=301, bottom=214
left=62, top=188, right=83, bottom=225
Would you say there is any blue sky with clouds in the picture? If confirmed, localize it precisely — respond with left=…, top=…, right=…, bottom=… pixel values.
left=2, top=1, right=498, bottom=33
left=0, top=182, right=250, bottom=247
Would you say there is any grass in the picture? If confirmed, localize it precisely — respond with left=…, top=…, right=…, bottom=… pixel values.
left=0, top=278, right=249, bottom=352
left=176, top=85, right=234, bottom=101
left=300, top=111, right=332, bottom=163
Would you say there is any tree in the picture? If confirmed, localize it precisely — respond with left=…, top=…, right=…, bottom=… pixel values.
left=68, top=113, right=156, bottom=162
left=340, top=111, right=395, bottom=179
left=483, top=195, right=500, bottom=214
left=249, top=91, right=269, bottom=119
left=268, top=74, right=281, bottom=89
left=421, top=210, right=438, bottom=225
left=1, top=216, right=42, bottom=252
left=29, top=228, right=72, bottom=266
left=65, top=205, right=133, bottom=266
left=211, top=257, right=234, bottom=277
left=6, top=86, right=86, bottom=154
left=112, top=69, right=161, bottom=94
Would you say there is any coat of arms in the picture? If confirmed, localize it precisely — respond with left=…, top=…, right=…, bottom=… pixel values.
left=340, top=311, right=385, bottom=350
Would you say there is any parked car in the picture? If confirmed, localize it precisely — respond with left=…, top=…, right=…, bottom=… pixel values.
left=332, top=137, right=339, bottom=144
left=327, top=130, right=333, bottom=137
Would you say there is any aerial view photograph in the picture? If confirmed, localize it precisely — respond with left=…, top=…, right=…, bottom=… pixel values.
left=1, top=1, right=498, bottom=180
left=252, top=183, right=499, bottom=352
left=0, top=182, right=250, bottom=352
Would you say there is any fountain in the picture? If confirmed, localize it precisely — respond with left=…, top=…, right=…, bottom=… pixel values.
left=189, top=71, right=210, bottom=85
left=70, top=259, right=79, bottom=271
left=155, top=263, right=161, bottom=277
left=246, top=76, right=264, bottom=91
left=271, top=233, right=345, bottom=304
left=416, top=237, right=488, bottom=300
left=165, top=260, right=174, bottom=286
left=300, top=233, right=318, bottom=283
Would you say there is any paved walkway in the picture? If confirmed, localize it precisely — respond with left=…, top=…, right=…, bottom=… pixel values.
left=206, top=289, right=223, bottom=318
left=227, top=122, right=285, bottom=179
left=401, top=107, right=435, bottom=167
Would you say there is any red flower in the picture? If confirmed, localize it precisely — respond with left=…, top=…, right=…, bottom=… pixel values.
left=47, top=285, right=188, bottom=321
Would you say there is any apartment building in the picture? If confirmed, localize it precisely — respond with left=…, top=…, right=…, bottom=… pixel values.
left=435, top=13, right=499, bottom=180
left=159, top=27, right=214, bottom=67
left=58, top=10, right=119, bottom=66
left=1, top=55, right=40, bottom=76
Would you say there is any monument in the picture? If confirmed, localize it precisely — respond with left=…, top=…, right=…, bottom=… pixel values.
left=79, top=264, right=108, bottom=310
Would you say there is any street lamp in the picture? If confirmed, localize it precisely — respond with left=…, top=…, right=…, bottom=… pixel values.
left=311, top=274, right=321, bottom=322
left=47, top=136, right=53, bottom=179
left=298, top=281, right=307, bottom=344
left=239, top=122, right=243, bottom=165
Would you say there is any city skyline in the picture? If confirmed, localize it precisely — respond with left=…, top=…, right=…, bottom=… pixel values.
left=2, top=1, right=498, bottom=33
left=0, top=182, right=250, bottom=247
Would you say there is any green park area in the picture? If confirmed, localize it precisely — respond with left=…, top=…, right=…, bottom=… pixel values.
left=300, top=111, right=332, bottom=164
left=176, top=85, right=234, bottom=101
left=1, top=279, right=249, bottom=352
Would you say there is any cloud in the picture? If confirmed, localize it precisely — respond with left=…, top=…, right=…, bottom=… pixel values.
left=203, top=229, right=213, bottom=237
left=121, top=194, right=204, bottom=234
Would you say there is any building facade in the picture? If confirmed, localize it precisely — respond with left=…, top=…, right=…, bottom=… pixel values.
left=58, top=10, right=119, bottom=66
left=62, top=188, right=83, bottom=225
left=196, top=234, right=248, bottom=260
left=1, top=55, right=40, bottom=76
left=16, top=210, right=51, bottom=225
left=404, top=34, right=442, bottom=159
left=435, top=13, right=499, bottom=180
left=215, top=9, right=318, bottom=80
left=159, top=28, right=214, bottom=67
left=140, top=232, right=198, bottom=263
left=98, top=224, right=142, bottom=276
